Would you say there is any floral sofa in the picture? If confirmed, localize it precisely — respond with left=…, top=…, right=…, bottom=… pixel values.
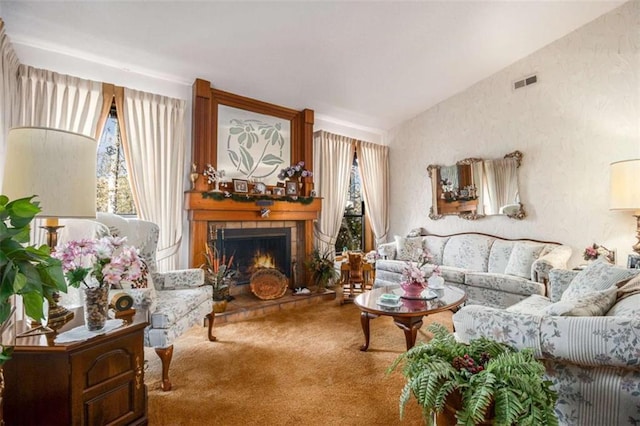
left=374, top=232, right=572, bottom=308
left=453, top=260, right=640, bottom=426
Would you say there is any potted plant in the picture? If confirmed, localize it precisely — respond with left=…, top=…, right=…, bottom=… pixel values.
left=201, top=244, right=236, bottom=313
left=389, top=323, right=558, bottom=426
left=0, top=195, right=67, bottom=359
left=304, top=249, right=339, bottom=293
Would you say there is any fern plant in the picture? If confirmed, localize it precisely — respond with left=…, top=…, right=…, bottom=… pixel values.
left=388, top=323, right=558, bottom=426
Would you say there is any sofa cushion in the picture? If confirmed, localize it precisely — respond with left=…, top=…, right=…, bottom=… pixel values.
left=438, top=266, right=466, bottom=284
left=561, top=260, right=638, bottom=302
left=488, top=240, right=515, bottom=274
left=616, top=274, right=640, bottom=301
left=504, top=242, right=546, bottom=279
left=394, top=235, right=423, bottom=261
left=423, top=236, right=450, bottom=265
left=606, top=292, right=640, bottom=317
left=442, top=234, right=495, bottom=271
left=542, top=288, right=618, bottom=317
left=506, top=294, right=552, bottom=315
left=465, top=272, right=545, bottom=297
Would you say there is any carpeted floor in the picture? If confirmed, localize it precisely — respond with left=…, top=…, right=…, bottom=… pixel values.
left=145, top=301, right=454, bottom=425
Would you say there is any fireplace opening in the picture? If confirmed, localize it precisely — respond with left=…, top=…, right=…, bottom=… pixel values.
left=214, top=228, right=292, bottom=285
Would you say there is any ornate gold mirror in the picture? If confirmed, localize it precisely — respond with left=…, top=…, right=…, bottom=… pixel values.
left=427, top=151, right=525, bottom=220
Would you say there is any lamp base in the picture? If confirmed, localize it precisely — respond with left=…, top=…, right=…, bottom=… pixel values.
left=47, top=293, right=74, bottom=331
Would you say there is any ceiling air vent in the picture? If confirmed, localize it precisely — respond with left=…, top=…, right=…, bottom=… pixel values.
left=513, top=74, right=537, bottom=90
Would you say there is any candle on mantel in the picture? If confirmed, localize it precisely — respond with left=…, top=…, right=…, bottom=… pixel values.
left=44, top=217, right=59, bottom=227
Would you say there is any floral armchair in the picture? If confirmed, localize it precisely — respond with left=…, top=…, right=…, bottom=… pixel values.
left=58, top=213, right=211, bottom=391
left=453, top=261, right=640, bottom=425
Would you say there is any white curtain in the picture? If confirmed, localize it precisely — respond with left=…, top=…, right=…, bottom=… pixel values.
left=14, top=65, right=102, bottom=246
left=483, top=158, right=519, bottom=215
left=356, top=140, right=389, bottom=245
left=121, top=88, right=186, bottom=272
left=0, top=19, right=20, bottom=189
left=313, top=131, right=354, bottom=256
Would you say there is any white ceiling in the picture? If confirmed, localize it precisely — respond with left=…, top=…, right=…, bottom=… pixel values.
left=0, top=1, right=626, bottom=132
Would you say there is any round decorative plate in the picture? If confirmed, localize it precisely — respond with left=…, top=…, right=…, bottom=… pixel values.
left=250, top=268, right=289, bottom=300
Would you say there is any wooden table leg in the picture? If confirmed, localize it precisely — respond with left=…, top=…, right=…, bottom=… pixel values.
left=359, top=312, right=378, bottom=351
left=206, top=313, right=217, bottom=342
left=393, top=316, right=424, bottom=350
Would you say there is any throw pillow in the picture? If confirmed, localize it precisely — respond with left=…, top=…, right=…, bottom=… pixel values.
left=561, top=259, right=638, bottom=302
left=504, top=242, right=546, bottom=280
left=616, top=274, right=640, bottom=301
left=394, top=235, right=423, bottom=262
left=542, top=287, right=618, bottom=316
left=113, top=259, right=152, bottom=289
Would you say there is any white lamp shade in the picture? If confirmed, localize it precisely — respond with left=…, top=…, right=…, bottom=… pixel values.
left=2, top=127, right=97, bottom=218
left=610, top=159, right=640, bottom=211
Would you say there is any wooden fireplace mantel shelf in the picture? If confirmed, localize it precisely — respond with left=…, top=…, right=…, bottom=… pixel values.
left=185, top=191, right=321, bottom=221
left=185, top=191, right=322, bottom=270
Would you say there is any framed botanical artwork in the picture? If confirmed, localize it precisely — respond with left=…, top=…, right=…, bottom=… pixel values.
left=233, top=179, right=249, bottom=193
left=628, top=254, right=640, bottom=269
left=285, top=181, right=298, bottom=196
left=272, top=187, right=285, bottom=196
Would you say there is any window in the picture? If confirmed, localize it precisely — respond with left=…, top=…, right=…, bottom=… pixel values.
left=335, top=154, right=365, bottom=253
left=96, top=102, right=136, bottom=215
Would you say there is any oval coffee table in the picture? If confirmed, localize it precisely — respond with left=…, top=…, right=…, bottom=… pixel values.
left=354, top=285, right=466, bottom=351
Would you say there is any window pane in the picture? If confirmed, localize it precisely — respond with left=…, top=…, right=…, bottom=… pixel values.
left=335, top=155, right=364, bottom=252
left=96, top=112, right=136, bottom=215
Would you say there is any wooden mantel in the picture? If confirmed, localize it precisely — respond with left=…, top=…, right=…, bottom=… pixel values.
left=188, top=79, right=317, bottom=275
left=185, top=192, right=321, bottom=269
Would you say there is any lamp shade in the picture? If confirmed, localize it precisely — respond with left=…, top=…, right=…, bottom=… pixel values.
left=2, top=127, right=97, bottom=218
left=610, top=159, right=640, bottom=212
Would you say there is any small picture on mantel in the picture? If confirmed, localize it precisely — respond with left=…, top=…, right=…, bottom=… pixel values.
left=285, top=181, right=298, bottom=196
left=272, top=187, right=285, bottom=196
left=233, top=179, right=248, bottom=193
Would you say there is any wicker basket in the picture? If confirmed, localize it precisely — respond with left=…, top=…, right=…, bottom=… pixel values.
left=250, top=268, right=289, bottom=300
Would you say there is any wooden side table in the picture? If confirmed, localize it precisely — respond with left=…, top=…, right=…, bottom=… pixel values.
left=3, top=308, right=148, bottom=425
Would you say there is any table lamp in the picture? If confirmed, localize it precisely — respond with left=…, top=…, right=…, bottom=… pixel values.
left=610, top=159, right=640, bottom=255
left=2, top=127, right=97, bottom=329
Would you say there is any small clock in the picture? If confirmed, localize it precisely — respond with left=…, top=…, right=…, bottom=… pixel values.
left=254, top=182, right=266, bottom=194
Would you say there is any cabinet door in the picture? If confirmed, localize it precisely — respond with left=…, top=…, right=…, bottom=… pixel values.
left=70, top=329, right=146, bottom=425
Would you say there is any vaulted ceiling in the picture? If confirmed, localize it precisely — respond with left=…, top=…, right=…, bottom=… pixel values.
left=0, top=1, right=626, bottom=131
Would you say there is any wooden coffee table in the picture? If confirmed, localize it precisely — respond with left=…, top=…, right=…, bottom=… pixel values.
left=354, top=285, right=466, bottom=351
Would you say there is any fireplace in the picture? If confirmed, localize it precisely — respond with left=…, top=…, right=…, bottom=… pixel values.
left=214, top=227, right=292, bottom=285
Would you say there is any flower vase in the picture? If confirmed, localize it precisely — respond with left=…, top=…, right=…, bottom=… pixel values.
left=400, top=282, right=425, bottom=298
left=84, top=286, right=109, bottom=331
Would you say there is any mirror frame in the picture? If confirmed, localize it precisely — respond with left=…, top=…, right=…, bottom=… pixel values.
left=427, top=151, right=525, bottom=221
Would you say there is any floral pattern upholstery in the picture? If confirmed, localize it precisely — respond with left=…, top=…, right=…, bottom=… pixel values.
left=394, top=235, right=423, bottom=261
left=374, top=233, right=571, bottom=307
left=453, top=270, right=640, bottom=426
left=504, top=242, right=546, bottom=280
left=561, top=259, right=638, bottom=301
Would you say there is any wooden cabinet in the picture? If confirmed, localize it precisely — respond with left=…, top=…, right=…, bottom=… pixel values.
left=3, top=318, right=148, bottom=426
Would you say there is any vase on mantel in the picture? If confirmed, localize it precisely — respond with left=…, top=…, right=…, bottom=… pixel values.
left=84, top=286, right=109, bottom=331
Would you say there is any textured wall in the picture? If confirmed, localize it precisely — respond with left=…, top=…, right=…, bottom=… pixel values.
left=387, top=1, right=640, bottom=267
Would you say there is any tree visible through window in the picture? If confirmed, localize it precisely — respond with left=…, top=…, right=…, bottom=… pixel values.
left=96, top=103, right=136, bottom=215
left=335, top=155, right=364, bottom=253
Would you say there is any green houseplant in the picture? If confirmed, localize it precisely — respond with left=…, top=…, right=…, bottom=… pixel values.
left=0, top=195, right=67, bottom=361
left=389, top=323, right=558, bottom=426
left=304, top=249, right=339, bottom=292
left=201, top=244, right=236, bottom=312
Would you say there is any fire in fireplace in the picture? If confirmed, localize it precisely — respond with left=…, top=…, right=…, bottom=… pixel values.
left=214, top=228, right=292, bottom=285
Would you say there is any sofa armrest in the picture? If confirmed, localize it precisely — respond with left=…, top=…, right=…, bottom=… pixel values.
left=540, top=315, right=640, bottom=369
left=453, top=305, right=543, bottom=356
left=532, top=245, right=572, bottom=283
left=547, top=269, right=579, bottom=302
left=152, top=268, right=204, bottom=290
left=377, top=242, right=396, bottom=260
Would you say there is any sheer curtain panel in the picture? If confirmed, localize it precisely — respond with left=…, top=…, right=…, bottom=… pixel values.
left=356, top=141, right=389, bottom=245
left=312, top=131, right=354, bottom=256
left=120, top=88, right=187, bottom=271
